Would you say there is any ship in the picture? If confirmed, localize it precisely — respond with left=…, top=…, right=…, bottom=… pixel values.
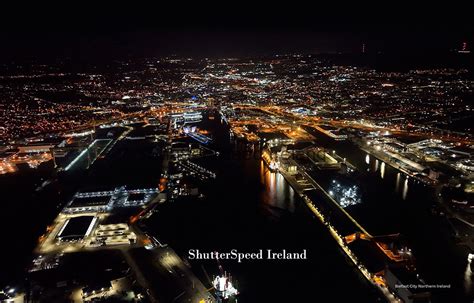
left=261, top=148, right=278, bottom=172
left=213, top=259, right=238, bottom=302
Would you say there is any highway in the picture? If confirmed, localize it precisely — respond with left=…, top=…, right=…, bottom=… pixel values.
left=234, top=104, right=473, bottom=145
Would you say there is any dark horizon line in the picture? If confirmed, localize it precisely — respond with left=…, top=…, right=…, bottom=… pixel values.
left=1, top=50, right=472, bottom=70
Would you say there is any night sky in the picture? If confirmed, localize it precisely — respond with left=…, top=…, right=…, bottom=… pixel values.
left=1, top=3, right=473, bottom=60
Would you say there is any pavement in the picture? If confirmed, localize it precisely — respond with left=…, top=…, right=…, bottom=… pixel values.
left=124, top=246, right=215, bottom=303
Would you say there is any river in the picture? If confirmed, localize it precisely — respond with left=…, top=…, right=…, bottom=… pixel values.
left=145, top=114, right=383, bottom=302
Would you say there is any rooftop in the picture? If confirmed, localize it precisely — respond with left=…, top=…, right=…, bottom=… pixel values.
left=57, top=216, right=96, bottom=241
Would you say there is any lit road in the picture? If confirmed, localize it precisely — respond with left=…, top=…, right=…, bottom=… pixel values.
left=234, top=104, right=473, bottom=145
left=124, top=246, right=215, bottom=303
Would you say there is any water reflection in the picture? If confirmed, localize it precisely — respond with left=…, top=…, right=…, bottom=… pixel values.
left=464, top=260, right=473, bottom=295
left=260, top=159, right=265, bottom=180
left=402, top=177, right=409, bottom=200
left=395, top=173, right=401, bottom=193
left=365, top=153, right=407, bottom=196
left=260, top=161, right=295, bottom=212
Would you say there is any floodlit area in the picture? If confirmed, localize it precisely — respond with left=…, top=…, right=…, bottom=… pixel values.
left=62, top=187, right=159, bottom=214
left=328, top=180, right=362, bottom=208
left=36, top=212, right=107, bottom=254
left=0, top=151, right=52, bottom=174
